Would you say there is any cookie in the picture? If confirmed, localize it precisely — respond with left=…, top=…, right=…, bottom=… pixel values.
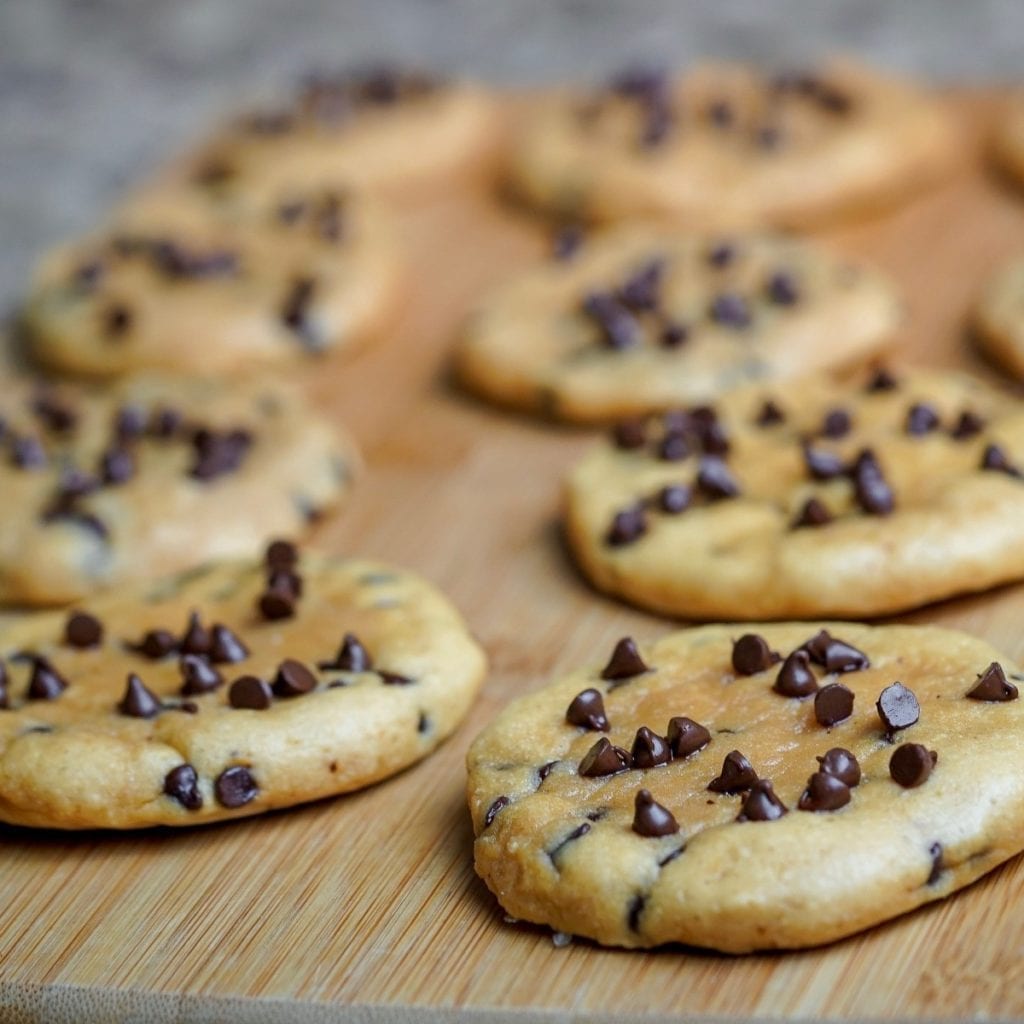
left=22, top=181, right=401, bottom=378
left=456, top=225, right=901, bottom=422
left=0, top=374, right=355, bottom=605
left=992, top=93, right=1024, bottom=188
left=973, top=254, right=1024, bottom=379
left=564, top=367, right=1024, bottom=618
left=468, top=623, right=1024, bottom=951
left=0, top=540, right=486, bottom=829
left=508, top=59, right=956, bottom=228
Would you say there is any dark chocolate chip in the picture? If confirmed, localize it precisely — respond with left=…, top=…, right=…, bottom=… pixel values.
left=627, top=893, right=647, bottom=931
left=282, top=276, right=321, bottom=349
left=552, top=225, right=584, bottom=262
left=215, top=765, right=259, bottom=808
left=889, top=743, right=937, bottom=788
left=852, top=448, right=895, bottom=515
left=666, top=716, right=711, bottom=758
left=814, top=683, right=854, bottom=727
left=149, top=406, right=184, bottom=438
left=114, top=404, right=147, bottom=441
left=189, top=427, right=253, bottom=482
left=582, top=291, right=641, bottom=350
left=258, top=589, right=295, bottom=621
left=821, top=408, right=852, bottom=439
left=792, top=497, right=833, bottom=529
left=379, top=670, right=413, bottom=686
left=803, top=629, right=870, bottom=673
left=11, top=435, right=47, bottom=469
left=630, top=726, right=671, bottom=769
left=548, top=821, right=592, bottom=861
left=0, top=661, right=8, bottom=710
left=798, top=771, right=851, bottom=812
left=612, top=418, right=647, bottom=450
left=318, top=632, right=372, bottom=672
left=866, top=367, right=899, bottom=392
left=756, top=399, right=785, bottom=427
left=208, top=624, right=249, bottom=664
left=484, top=795, right=510, bottom=828
left=766, top=271, right=799, bottom=306
left=737, top=779, right=787, bottom=821
left=709, top=292, right=751, bottom=328
left=538, top=760, right=558, bottom=783
left=906, top=403, right=940, bottom=436
left=707, top=242, right=735, bottom=268
left=656, top=483, right=691, bottom=514
left=28, top=659, right=67, bottom=701
left=708, top=750, right=758, bottom=793
left=876, top=682, right=920, bottom=738
left=578, top=737, right=630, bottom=777
left=267, top=568, right=303, bottom=599
left=927, top=842, right=944, bottom=885
left=130, top=628, right=178, bottom=659
left=966, top=662, right=1018, bottom=702
left=606, top=504, right=647, bottom=547
left=731, top=633, right=781, bottom=675
left=117, top=673, right=161, bottom=718
left=657, top=432, right=690, bottom=461
left=707, top=99, right=734, bottom=127
left=817, top=747, right=861, bottom=787
left=600, top=637, right=650, bottom=681
left=618, top=259, right=664, bottom=312
left=179, top=612, right=211, bottom=656
left=98, top=446, right=135, bottom=486
left=228, top=675, right=273, bottom=710
left=696, top=457, right=740, bottom=499
left=661, top=322, right=689, bottom=348
left=266, top=538, right=299, bottom=570
left=950, top=410, right=985, bottom=440
left=803, top=443, right=845, bottom=481
left=566, top=688, right=609, bottom=731
left=64, top=610, right=103, bottom=649
left=31, top=392, right=78, bottom=434
left=164, top=764, right=202, bottom=810
left=981, top=443, right=1022, bottom=478
left=179, top=655, right=223, bottom=696
left=632, top=788, right=679, bottom=837
left=272, top=658, right=317, bottom=698
left=773, top=649, right=818, bottom=698
left=102, top=303, right=133, bottom=338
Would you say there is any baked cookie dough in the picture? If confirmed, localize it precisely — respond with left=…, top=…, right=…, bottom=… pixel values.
left=23, top=181, right=401, bottom=378
left=564, top=367, right=1024, bottom=618
left=468, top=623, right=1024, bottom=951
left=509, top=59, right=956, bottom=228
left=992, top=92, right=1024, bottom=188
left=0, top=540, right=486, bottom=829
left=456, top=225, right=901, bottom=422
left=0, top=374, right=355, bottom=606
left=973, top=254, right=1024, bottom=379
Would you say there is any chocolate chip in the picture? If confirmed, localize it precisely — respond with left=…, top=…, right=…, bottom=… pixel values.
left=582, top=291, right=641, bottom=350
left=950, top=410, right=985, bottom=440
left=538, top=760, right=558, bottom=782
left=11, top=435, right=47, bottom=469
left=28, top=659, right=67, bottom=700
left=613, top=418, right=647, bottom=450
left=73, top=259, right=105, bottom=290
left=282, top=276, right=320, bottom=349
left=229, top=675, right=273, bottom=710
left=600, top=637, right=650, bottom=681
left=927, top=842, right=944, bottom=885
left=208, top=624, right=249, bottom=664
left=889, top=743, right=937, bottom=788
left=696, top=457, right=740, bottom=499
left=852, top=448, right=895, bottom=515
left=820, top=408, right=851, bottom=439
left=266, top=568, right=302, bottom=599
left=656, top=484, right=690, bottom=514
left=773, top=649, right=818, bottom=698
left=180, top=612, right=211, bottom=656
left=117, top=673, right=161, bottom=718
left=0, top=661, right=8, bottom=710
left=666, top=716, right=711, bottom=758
left=99, top=446, right=135, bottom=485
left=657, top=432, right=690, bottom=461
left=215, top=765, right=258, bottom=808
left=906, top=403, right=940, bottom=436
left=31, top=392, right=77, bottom=434
left=548, top=821, right=593, bottom=862
left=707, top=99, right=734, bottom=127
left=484, top=795, right=510, bottom=828
left=798, top=771, right=851, bottom=812
left=266, top=538, right=299, bottom=570
left=39, top=502, right=108, bottom=540
left=272, top=658, right=317, bottom=698
left=731, top=633, right=780, bottom=675
left=189, top=427, right=253, bottom=481
left=164, top=764, right=202, bottom=810
left=792, top=497, right=833, bottom=529
left=981, top=443, right=1022, bottom=478
left=606, top=504, right=647, bottom=547
left=103, top=303, right=133, bottom=338
left=630, top=726, right=671, bottom=769
left=707, top=242, right=735, bottom=268
left=661, top=322, right=689, bottom=348
left=803, top=629, right=870, bottom=673
left=865, top=367, right=899, bottom=392
left=756, top=399, right=785, bottom=426
left=318, top=633, right=372, bottom=674
left=817, top=747, right=861, bottom=787
left=966, top=662, right=1018, bottom=702
left=566, top=688, right=608, bottom=731
left=618, top=259, right=664, bottom=313
left=803, top=444, right=845, bottom=481
left=766, top=271, right=799, bottom=306
left=737, top=779, right=787, bottom=821
left=179, top=655, right=223, bottom=696
left=379, top=670, right=414, bottom=685
left=149, top=407, right=183, bottom=438
left=757, top=124, right=782, bottom=149
left=814, top=683, right=854, bottom=727
left=876, top=682, right=920, bottom=738
left=64, top=610, right=103, bottom=649
left=632, top=789, right=679, bottom=837
left=578, top=737, right=630, bottom=777
left=114, top=404, right=147, bottom=441
left=552, top=225, right=584, bottom=261
left=709, top=292, right=751, bottom=328
left=708, top=750, right=758, bottom=793
left=129, top=628, right=178, bottom=659
left=697, top=416, right=731, bottom=456
left=258, top=589, right=295, bottom=621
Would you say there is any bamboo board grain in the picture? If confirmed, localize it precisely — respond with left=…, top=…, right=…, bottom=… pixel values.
left=4, top=91, right=1024, bottom=1024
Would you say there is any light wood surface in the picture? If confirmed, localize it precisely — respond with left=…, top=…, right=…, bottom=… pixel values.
left=4, top=92, right=1024, bottom=1024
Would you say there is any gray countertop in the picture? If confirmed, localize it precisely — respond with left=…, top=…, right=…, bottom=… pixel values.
left=2, top=0, right=1022, bottom=307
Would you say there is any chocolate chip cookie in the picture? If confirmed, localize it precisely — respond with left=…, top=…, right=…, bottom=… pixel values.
left=973, top=253, right=1024, bottom=379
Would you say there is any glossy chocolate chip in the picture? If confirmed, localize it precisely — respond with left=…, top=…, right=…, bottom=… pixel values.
left=906, top=403, right=940, bottom=436
left=613, top=418, right=647, bottom=450
left=258, top=588, right=295, bottom=621
left=180, top=655, right=223, bottom=696
left=272, top=658, right=317, bottom=698
left=266, top=539, right=298, bottom=569
left=696, top=457, right=740, bottom=499
left=130, top=628, right=178, bottom=659
left=630, top=726, right=671, bottom=769
left=737, top=780, right=787, bottom=822
left=578, top=737, right=630, bottom=777
left=889, top=743, right=937, bottom=788
left=852, top=449, right=895, bottom=515
left=792, top=497, right=833, bottom=529
left=118, top=673, right=161, bottom=718
left=803, top=630, right=870, bottom=673
left=484, top=796, right=510, bottom=828
left=11, top=435, right=47, bottom=469
left=766, top=271, right=799, bottom=306
left=950, top=410, right=985, bottom=440
left=820, top=408, right=851, bottom=438
left=28, top=659, right=67, bottom=701
left=606, top=504, right=647, bottom=546
left=817, top=747, right=861, bottom=787
left=876, top=682, right=920, bottom=737
left=215, top=765, right=259, bottom=808
left=658, top=432, right=690, bottom=461
left=656, top=484, right=691, bottom=514
left=632, top=789, right=679, bottom=837
left=756, top=399, right=785, bottom=427
left=708, top=750, right=758, bottom=793
left=267, top=568, right=303, bottom=599
left=731, top=633, right=780, bottom=675
left=229, top=675, right=273, bottom=710
left=209, top=624, right=249, bottom=664
left=666, top=716, right=711, bottom=758
left=318, top=632, right=372, bottom=672
left=113, top=404, right=147, bottom=441
left=803, top=444, right=845, bottom=480
left=180, top=612, right=211, bottom=656
left=966, top=662, right=1018, bottom=701
left=773, top=649, right=818, bottom=698
left=164, top=764, right=202, bottom=811
left=64, top=610, right=103, bottom=649
left=981, top=444, right=1022, bottom=478
left=798, top=771, right=851, bottom=812
left=709, top=292, right=751, bottom=328
left=600, top=637, right=650, bottom=681
left=190, top=428, right=253, bottom=482
left=814, top=683, right=854, bottom=727
left=566, top=688, right=609, bottom=731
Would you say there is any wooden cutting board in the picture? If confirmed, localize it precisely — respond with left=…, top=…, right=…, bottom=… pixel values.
left=3, top=91, right=1024, bottom=1024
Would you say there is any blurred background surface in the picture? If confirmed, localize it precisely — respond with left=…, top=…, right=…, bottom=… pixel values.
left=2, top=0, right=1022, bottom=307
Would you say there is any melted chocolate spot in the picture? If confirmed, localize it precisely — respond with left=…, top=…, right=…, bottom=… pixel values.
left=189, top=428, right=253, bottom=482
left=266, top=539, right=299, bottom=570
left=803, top=444, right=845, bottom=480
left=756, top=399, right=785, bottom=426
left=927, top=842, right=944, bottom=885
left=852, top=449, right=895, bottom=515
left=766, top=271, right=799, bottom=306
left=618, top=259, right=664, bottom=312
left=548, top=822, right=592, bottom=861
left=866, top=367, right=899, bottom=392
left=950, top=410, right=985, bottom=440
left=282, top=276, right=320, bottom=349
left=552, top=225, right=584, bottom=262
left=709, top=292, right=751, bottom=328
left=582, top=291, right=641, bottom=350
left=379, top=670, right=414, bottom=686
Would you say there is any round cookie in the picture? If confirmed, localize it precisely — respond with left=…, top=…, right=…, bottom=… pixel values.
left=0, top=374, right=356, bottom=606
left=468, top=623, right=1024, bottom=952
left=564, top=367, right=1024, bottom=618
left=992, top=92, right=1024, bottom=188
left=23, top=181, right=401, bottom=378
left=973, top=254, right=1024, bottom=379
left=0, top=541, right=486, bottom=829
left=508, top=59, right=956, bottom=228
left=456, top=225, right=901, bottom=422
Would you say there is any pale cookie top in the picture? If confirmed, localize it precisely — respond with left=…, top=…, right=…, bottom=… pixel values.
left=457, top=225, right=901, bottom=422
left=992, top=92, right=1024, bottom=187
left=509, top=59, right=956, bottom=228
left=468, top=623, right=1024, bottom=952
left=0, top=542, right=486, bottom=829
left=973, top=253, right=1024, bottom=380
left=564, top=367, right=1024, bottom=618
left=0, top=375, right=355, bottom=606
left=23, top=182, right=401, bottom=378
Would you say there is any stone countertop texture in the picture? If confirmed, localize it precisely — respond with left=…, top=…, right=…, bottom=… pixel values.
left=2, top=0, right=1022, bottom=307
